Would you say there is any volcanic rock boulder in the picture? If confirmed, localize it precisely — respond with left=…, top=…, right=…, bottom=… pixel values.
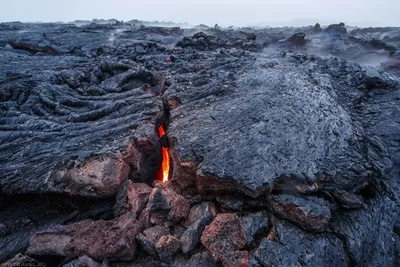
left=181, top=212, right=213, bottom=253
left=52, top=157, right=130, bottom=197
left=155, top=234, right=181, bottom=263
left=313, top=23, right=322, bottom=33
left=183, top=202, right=216, bottom=228
left=325, top=22, right=347, bottom=35
left=200, top=213, right=247, bottom=266
left=147, top=183, right=191, bottom=224
left=26, top=213, right=143, bottom=261
left=114, top=181, right=153, bottom=217
left=284, top=32, right=308, bottom=46
left=146, top=187, right=171, bottom=225
left=162, top=186, right=191, bottom=223
left=136, top=225, right=170, bottom=258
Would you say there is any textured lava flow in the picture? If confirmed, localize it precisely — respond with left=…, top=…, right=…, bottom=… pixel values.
left=158, top=126, right=170, bottom=182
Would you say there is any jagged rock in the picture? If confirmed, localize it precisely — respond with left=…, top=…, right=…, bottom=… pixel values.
left=252, top=219, right=347, bottom=266
left=136, top=225, right=170, bottom=258
left=313, top=23, right=322, bottom=33
left=216, top=196, right=243, bottom=211
left=332, top=189, right=365, bottom=209
left=183, top=202, right=216, bottom=228
left=285, top=32, right=307, bottom=46
left=241, top=211, right=269, bottom=247
left=155, top=235, right=181, bottom=263
left=64, top=255, right=102, bottom=267
left=147, top=188, right=170, bottom=225
left=172, top=250, right=217, bottom=267
left=163, top=187, right=191, bottom=223
left=114, top=181, right=152, bottom=217
left=200, top=213, right=246, bottom=263
left=146, top=185, right=190, bottom=225
left=27, top=213, right=143, bottom=261
left=325, top=23, right=347, bottom=35
left=269, top=195, right=331, bottom=232
left=53, top=157, right=130, bottom=197
left=155, top=183, right=190, bottom=223
left=180, top=213, right=213, bottom=253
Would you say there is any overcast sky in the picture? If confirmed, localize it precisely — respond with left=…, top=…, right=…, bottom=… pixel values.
left=1, top=0, right=399, bottom=27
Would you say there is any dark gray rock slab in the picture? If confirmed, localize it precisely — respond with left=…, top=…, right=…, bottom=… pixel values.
left=27, top=213, right=144, bottom=261
left=166, top=54, right=396, bottom=197
left=183, top=202, right=216, bottom=228
left=180, top=213, right=213, bottom=253
left=270, top=194, right=331, bottom=232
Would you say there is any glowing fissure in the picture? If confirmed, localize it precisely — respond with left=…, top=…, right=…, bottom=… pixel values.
left=158, top=125, right=170, bottom=182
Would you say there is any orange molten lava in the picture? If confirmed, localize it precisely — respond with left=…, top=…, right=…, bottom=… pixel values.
left=158, top=126, right=170, bottom=182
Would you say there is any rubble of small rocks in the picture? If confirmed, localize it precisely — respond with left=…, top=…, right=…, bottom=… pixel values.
left=0, top=20, right=399, bottom=267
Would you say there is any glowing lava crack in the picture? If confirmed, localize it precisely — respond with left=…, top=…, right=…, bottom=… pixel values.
left=158, top=126, right=170, bottom=182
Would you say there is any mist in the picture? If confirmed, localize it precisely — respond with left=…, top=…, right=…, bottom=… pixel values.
left=1, top=0, right=399, bottom=27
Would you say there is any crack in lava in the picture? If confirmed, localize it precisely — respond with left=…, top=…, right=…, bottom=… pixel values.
left=158, top=125, right=170, bottom=182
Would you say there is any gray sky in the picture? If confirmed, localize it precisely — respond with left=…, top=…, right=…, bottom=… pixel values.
left=1, top=0, right=399, bottom=27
